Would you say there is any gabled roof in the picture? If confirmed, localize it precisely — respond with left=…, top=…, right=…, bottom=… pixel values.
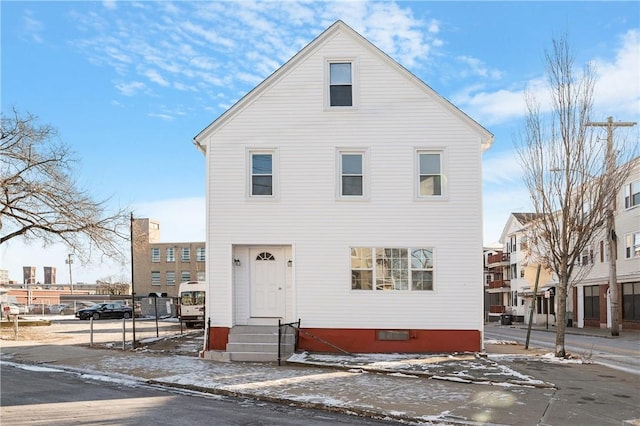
left=499, top=212, right=543, bottom=243
left=193, top=20, right=493, bottom=151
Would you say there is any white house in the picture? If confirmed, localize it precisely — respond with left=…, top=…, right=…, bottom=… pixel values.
left=572, top=158, right=640, bottom=330
left=494, top=213, right=554, bottom=325
left=194, top=21, right=493, bottom=360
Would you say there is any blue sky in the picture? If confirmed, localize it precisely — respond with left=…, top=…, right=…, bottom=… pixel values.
left=1, top=1, right=639, bottom=283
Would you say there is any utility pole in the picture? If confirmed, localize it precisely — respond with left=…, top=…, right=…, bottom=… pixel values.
left=585, top=116, right=636, bottom=336
left=65, top=254, right=74, bottom=295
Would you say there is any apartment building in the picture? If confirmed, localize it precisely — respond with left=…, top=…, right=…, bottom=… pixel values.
left=131, top=218, right=205, bottom=299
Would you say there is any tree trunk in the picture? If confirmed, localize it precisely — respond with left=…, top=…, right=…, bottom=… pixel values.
left=555, top=272, right=568, bottom=357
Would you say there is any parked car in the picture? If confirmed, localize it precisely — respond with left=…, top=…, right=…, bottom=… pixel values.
left=49, top=304, right=68, bottom=315
left=75, top=303, right=133, bottom=320
left=29, top=304, right=51, bottom=314
left=57, top=301, right=95, bottom=315
left=13, top=303, right=29, bottom=315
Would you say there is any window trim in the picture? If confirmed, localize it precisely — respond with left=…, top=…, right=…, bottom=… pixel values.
left=415, top=149, right=447, bottom=200
left=337, top=149, right=368, bottom=199
left=247, top=149, right=279, bottom=199
left=325, top=58, right=358, bottom=110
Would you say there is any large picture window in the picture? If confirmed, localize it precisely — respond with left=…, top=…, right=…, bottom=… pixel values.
left=417, top=151, right=442, bottom=197
left=329, top=62, right=352, bottom=107
left=351, top=247, right=434, bottom=291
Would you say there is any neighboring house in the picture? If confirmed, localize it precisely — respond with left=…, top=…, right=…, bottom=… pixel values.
left=131, top=218, right=205, bottom=299
left=493, top=213, right=554, bottom=325
left=572, top=159, right=640, bottom=330
left=484, top=244, right=509, bottom=322
left=194, top=21, right=493, bottom=360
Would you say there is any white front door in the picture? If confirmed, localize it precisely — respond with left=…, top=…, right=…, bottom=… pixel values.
left=250, top=247, right=285, bottom=318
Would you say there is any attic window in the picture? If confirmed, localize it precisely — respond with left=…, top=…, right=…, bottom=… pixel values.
left=329, top=62, right=352, bottom=106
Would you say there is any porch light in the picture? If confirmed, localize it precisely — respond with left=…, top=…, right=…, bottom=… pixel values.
left=233, top=258, right=241, bottom=266
left=287, top=259, right=293, bottom=267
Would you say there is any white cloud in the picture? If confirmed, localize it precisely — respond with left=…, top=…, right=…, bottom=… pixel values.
left=21, top=10, right=44, bottom=43
left=143, top=69, right=169, bottom=86
left=592, top=29, right=640, bottom=118
left=115, top=81, right=146, bottom=96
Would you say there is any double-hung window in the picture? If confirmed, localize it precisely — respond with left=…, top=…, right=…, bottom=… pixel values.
left=417, top=151, right=443, bottom=197
left=329, top=62, right=352, bottom=107
left=196, top=247, right=205, bottom=262
left=250, top=151, right=275, bottom=197
left=625, top=180, right=640, bottom=209
left=625, top=232, right=640, bottom=259
left=181, top=247, right=190, bottom=262
left=166, top=247, right=175, bottom=262
left=151, top=248, right=160, bottom=263
left=339, top=151, right=365, bottom=197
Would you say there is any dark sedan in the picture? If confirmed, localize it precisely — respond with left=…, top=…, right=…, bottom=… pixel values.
left=75, top=303, right=133, bottom=320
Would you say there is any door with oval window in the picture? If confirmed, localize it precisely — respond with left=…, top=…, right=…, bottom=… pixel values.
left=250, top=247, right=285, bottom=317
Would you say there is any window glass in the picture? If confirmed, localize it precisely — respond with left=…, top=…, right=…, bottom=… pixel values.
left=330, top=63, right=352, bottom=107
left=196, top=247, right=205, bottom=262
left=166, top=271, right=176, bottom=285
left=151, top=248, right=160, bottom=262
left=251, top=154, right=273, bottom=196
left=376, top=248, right=408, bottom=290
left=181, top=271, right=191, bottom=282
left=419, top=153, right=442, bottom=196
left=151, top=271, right=161, bottom=285
left=181, top=247, right=190, bottom=261
left=352, top=247, right=433, bottom=291
left=626, top=232, right=640, bottom=258
left=341, top=153, right=363, bottom=196
left=166, top=247, right=175, bottom=262
left=625, top=181, right=640, bottom=209
left=351, top=248, right=373, bottom=290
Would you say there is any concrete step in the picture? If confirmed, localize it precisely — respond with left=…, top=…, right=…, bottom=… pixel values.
left=229, top=351, right=280, bottom=362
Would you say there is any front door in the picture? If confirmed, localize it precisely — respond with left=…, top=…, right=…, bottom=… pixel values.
left=250, top=247, right=285, bottom=318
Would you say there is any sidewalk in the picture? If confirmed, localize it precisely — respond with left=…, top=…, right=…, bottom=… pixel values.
left=2, top=322, right=639, bottom=425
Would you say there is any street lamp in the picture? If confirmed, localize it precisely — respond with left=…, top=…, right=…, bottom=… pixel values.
left=65, top=254, right=74, bottom=295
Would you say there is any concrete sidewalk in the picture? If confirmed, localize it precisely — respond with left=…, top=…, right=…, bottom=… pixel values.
left=1, top=324, right=639, bottom=425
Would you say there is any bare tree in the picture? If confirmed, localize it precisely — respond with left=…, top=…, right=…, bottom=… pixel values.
left=1, top=107, right=130, bottom=264
left=516, top=35, right=635, bottom=357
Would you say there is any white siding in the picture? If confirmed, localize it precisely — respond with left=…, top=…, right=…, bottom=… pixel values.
left=204, top=27, right=487, bottom=331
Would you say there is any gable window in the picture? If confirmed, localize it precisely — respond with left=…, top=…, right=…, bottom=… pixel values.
left=417, top=151, right=442, bottom=197
left=250, top=152, right=273, bottom=196
left=339, top=151, right=365, bottom=197
left=329, top=62, right=352, bottom=107
left=351, top=247, right=434, bottom=291
left=151, top=248, right=160, bottom=263
left=166, top=247, right=175, bottom=262
left=625, top=232, right=640, bottom=259
left=625, top=180, right=640, bottom=209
